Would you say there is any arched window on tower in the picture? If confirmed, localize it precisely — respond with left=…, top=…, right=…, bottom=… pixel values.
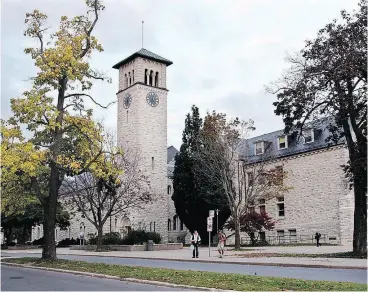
left=180, top=220, right=184, bottom=231
left=173, top=215, right=177, bottom=231
left=132, top=70, right=134, bottom=83
left=150, top=222, right=152, bottom=232
left=129, top=72, right=131, bottom=86
left=167, top=185, right=171, bottom=195
left=125, top=74, right=128, bottom=88
left=168, top=219, right=171, bottom=231
left=144, top=69, right=148, bottom=84
left=149, top=70, right=153, bottom=86
left=155, top=72, right=159, bottom=87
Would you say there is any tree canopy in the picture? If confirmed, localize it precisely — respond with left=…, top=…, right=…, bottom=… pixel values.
left=1, top=0, right=115, bottom=259
left=172, top=106, right=231, bottom=243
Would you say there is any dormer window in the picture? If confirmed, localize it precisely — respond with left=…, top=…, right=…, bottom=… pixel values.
left=255, top=141, right=264, bottom=155
left=303, top=129, right=314, bottom=143
left=278, top=135, right=288, bottom=149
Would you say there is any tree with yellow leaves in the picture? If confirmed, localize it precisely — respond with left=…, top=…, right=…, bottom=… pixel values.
left=1, top=0, right=114, bottom=259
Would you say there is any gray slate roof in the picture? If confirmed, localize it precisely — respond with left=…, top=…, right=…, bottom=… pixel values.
left=239, top=117, right=345, bottom=165
left=113, top=48, right=173, bottom=69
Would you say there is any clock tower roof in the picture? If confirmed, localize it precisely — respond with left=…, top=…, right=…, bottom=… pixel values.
left=112, top=48, right=173, bottom=69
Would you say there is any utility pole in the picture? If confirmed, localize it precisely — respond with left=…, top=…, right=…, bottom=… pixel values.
left=216, top=209, right=219, bottom=232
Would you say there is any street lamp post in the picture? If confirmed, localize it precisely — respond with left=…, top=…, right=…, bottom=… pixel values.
left=215, top=209, right=219, bottom=232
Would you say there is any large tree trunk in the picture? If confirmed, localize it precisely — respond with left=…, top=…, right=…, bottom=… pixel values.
left=233, top=214, right=241, bottom=249
left=96, top=226, right=103, bottom=251
left=4, top=227, right=13, bottom=247
left=352, top=167, right=367, bottom=256
left=42, top=167, right=59, bottom=260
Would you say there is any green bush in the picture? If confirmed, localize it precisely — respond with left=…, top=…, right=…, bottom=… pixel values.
left=103, top=232, right=123, bottom=245
left=121, top=230, right=161, bottom=245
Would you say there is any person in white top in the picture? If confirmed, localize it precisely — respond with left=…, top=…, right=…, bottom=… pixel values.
left=191, top=230, right=201, bottom=258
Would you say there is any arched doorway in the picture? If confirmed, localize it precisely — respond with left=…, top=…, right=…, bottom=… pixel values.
left=117, top=217, right=132, bottom=238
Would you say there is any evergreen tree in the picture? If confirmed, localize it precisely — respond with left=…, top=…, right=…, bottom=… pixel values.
left=172, top=106, right=230, bottom=243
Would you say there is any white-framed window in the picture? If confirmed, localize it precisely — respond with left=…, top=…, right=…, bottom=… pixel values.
left=254, top=141, right=265, bottom=155
left=303, top=129, right=314, bottom=143
left=278, top=135, right=288, bottom=149
left=277, top=197, right=285, bottom=217
left=277, top=230, right=285, bottom=243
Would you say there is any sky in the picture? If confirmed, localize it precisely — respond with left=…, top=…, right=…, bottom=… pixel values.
left=1, top=0, right=360, bottom=150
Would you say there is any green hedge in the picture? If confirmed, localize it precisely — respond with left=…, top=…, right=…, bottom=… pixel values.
left=88, top=231, right=161, bottom=245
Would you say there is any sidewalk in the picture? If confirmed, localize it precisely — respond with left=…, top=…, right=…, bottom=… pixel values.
left=2, top=245, right=367, bottom=269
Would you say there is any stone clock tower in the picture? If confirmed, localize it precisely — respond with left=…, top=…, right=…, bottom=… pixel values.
left=113, top=48, right=173, bottom=242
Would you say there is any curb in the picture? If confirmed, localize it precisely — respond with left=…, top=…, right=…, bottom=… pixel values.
left=1, top=262, right=235, bottom=292
left=2, top=251, right=366, bottom=270
left=57, top=253, right=368, bottom=270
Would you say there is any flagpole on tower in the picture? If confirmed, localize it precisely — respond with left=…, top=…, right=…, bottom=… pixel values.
left=141, top=21, right=144, bottom=48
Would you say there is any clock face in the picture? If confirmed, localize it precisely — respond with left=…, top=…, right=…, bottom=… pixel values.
left=123, top=93, right=132, bottom=109
left=146, top=91, right=159, bottom=107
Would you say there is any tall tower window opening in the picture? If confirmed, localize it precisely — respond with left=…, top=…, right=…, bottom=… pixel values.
left=129, top=72, right=132, bottom=85
left=149, top=70, right=153, bottom=86
left=125, top=74, right=128, bottom=88
left=145, top=69, right=148, bottom=84
left=173, top=215, right=177, bottom=231
left=168, top=219, right=171, bottom=231
left=154, top=222, right=156, bottom=232
left=132, top=70, right=134, bottom=83
left=155, top=72, right=159, bottom=87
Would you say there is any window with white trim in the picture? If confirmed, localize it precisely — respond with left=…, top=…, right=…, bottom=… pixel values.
left=277, top=197, right=285, bottom=217
left=278, top=135, right=288, bottom=149
left=303, top=129, right=314, bottom=143
left=255, top=141, right=265, bottom=155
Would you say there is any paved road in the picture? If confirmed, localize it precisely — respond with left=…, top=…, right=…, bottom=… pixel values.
left=2, top=252, right=367, bottom=284
left=1, top=265, right=194, bottom=291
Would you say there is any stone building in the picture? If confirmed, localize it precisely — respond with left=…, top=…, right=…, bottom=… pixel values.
left=32, top=48, right=353, bottom=247
left=224, top=119, right=354, bottom=246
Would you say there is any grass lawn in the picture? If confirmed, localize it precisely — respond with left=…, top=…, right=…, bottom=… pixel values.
left=2, top=257, right=367, bottom=291
left=234, top=251, right=367, bottom=259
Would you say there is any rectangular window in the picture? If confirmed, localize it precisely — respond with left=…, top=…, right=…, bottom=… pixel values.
left=289, top=229, right=297, bottom=243
left=278, top=135, right=288, bottom=149
left=259, top=231, right=266, bottom=241
left=303, top=129, right=314, bottom=143
left=255, top=141, right=264, bottom=155
left=277, top=197, right=285, bottom=217
left=247, top=172, right=254, bottom=186
left=259, top=199, right=266, bottom=214
left=277, top=230, right=285, bottom=243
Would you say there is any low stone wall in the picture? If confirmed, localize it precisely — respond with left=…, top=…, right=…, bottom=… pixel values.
left=70, top=243, right=183, bottom=251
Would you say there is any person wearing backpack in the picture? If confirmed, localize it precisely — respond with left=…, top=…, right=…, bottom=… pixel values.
left=191, top=230, right=201, bottom=258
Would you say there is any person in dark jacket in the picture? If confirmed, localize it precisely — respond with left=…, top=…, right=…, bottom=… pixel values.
left=315, top=232, right=321, bottom=247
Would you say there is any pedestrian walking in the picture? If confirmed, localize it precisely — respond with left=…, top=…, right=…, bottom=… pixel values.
left=217, top=230, right=226, bottom=258
left=315, top=232, right=321, bottom=247
left=190, top=230, right=201, bottom=258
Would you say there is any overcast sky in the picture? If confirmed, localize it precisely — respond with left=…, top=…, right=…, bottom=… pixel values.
left=1, top=0, right=359, bottom=149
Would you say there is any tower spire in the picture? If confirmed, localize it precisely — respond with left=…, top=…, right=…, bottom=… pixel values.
left=141, top=21, right=144, bottom=48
